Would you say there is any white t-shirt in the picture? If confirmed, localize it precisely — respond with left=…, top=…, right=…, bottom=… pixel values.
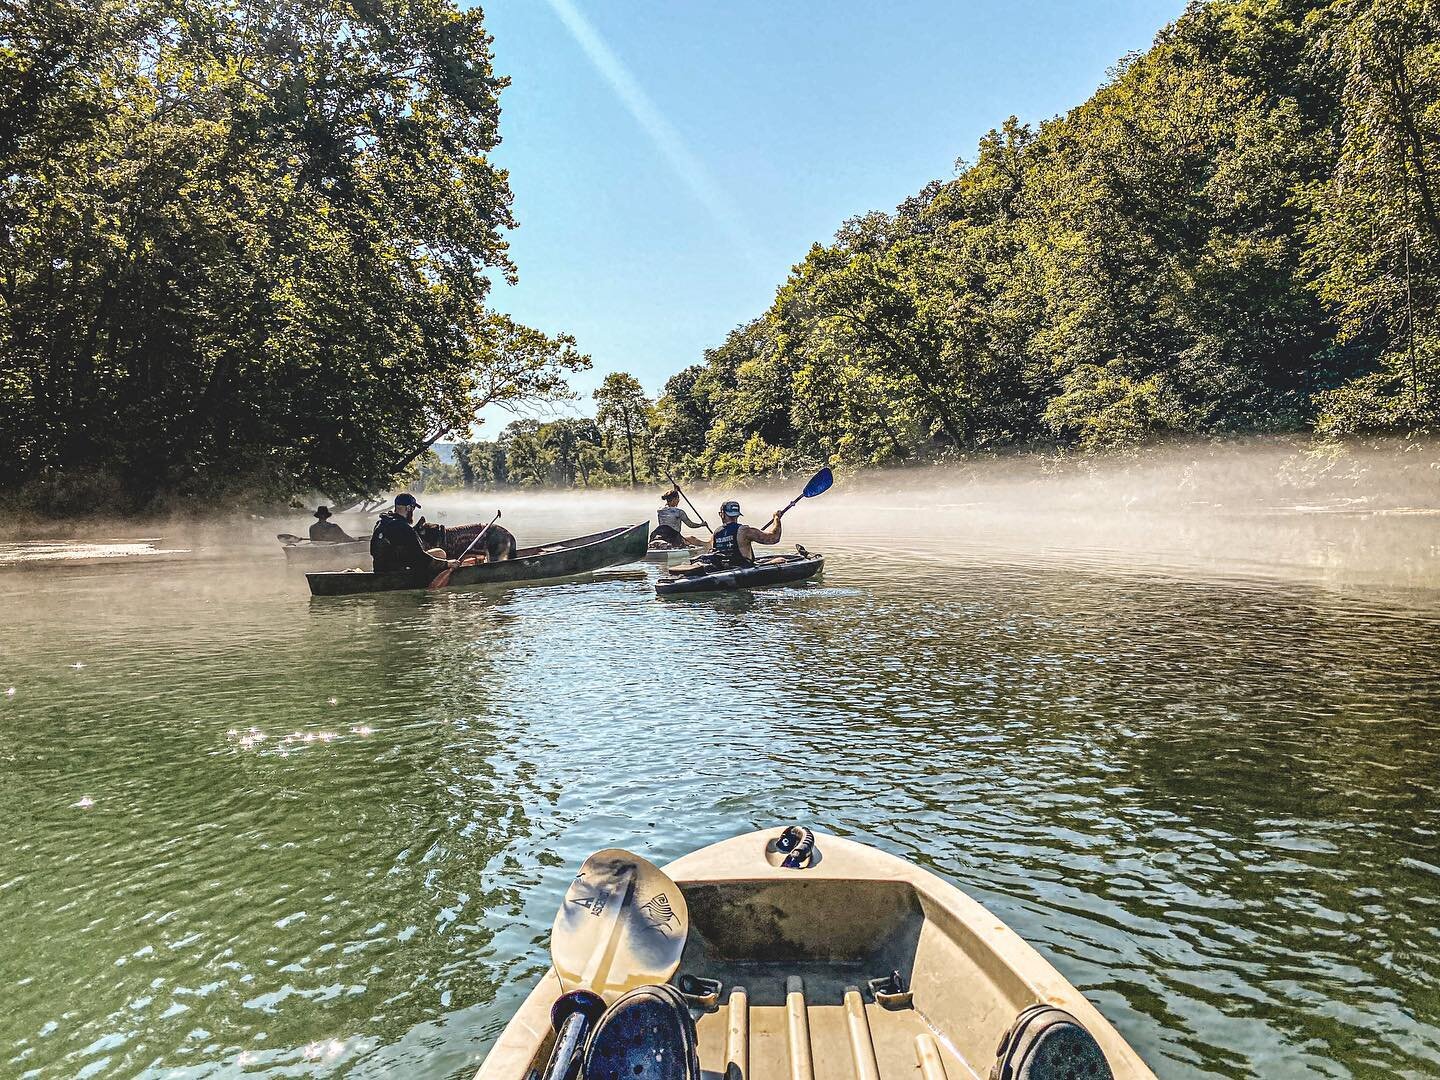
left=657, top=506, right=701, bottom=532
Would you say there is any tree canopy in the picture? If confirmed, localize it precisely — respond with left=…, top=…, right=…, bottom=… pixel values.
left=1, top=0, right=585, bottom=512
left=638, top=0, right=1439, bottom=481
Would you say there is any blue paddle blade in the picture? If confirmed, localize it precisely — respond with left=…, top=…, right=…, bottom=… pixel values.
left=802, top=467, right=834, bottom=498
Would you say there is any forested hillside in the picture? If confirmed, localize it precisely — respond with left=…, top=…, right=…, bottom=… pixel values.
left=6, top=0, right=1438, bottom=507
left=1, top=0, right=586, bottom=511
left=640, top=0, right=1437, bottom=479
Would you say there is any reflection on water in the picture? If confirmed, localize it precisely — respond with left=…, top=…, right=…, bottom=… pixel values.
left=1, top=500, right=1438, bottom=1079
left=0, top=539, right=188, bottom=564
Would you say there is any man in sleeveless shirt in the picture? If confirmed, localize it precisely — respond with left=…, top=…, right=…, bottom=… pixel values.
left=708, top=499, right=786, bottom=568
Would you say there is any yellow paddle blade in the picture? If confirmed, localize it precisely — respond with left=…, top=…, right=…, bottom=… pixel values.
left=551, top=848, right=689, bottom=1002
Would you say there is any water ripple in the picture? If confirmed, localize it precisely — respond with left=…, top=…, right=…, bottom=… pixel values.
left=0, top=525, right=1437, bottom=1078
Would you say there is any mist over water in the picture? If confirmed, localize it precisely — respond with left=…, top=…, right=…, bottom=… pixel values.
left=1, top=444, right=1438, bottom=1078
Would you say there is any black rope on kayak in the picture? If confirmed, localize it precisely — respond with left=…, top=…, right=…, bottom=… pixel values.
left=776, top=826, right=815, bottom=869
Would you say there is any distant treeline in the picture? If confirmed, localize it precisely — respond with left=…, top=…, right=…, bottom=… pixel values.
left=624, top=0, right=1440, bottom=489
left=411, top=373, right=660, bottom=490
left=1, top=0, right=586, bottom=513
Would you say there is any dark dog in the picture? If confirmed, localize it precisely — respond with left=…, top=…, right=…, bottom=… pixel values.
left=417, top=521, right=517, bottom=563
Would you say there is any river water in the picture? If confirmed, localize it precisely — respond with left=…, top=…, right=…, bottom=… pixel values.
left=3, top=466, right=1439, bottom=1079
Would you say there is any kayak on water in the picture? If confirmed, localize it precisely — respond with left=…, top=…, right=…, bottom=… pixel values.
left=644, top=544, right=700, bottom=564
left=277, top=536, right=370, bottom=570
left=655, top=550, right=822, bottom=596
left=476, top=826, right=1156, bottom=1080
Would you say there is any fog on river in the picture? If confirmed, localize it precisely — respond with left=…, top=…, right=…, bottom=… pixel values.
left=1, top=441, right=1437, bottom=1078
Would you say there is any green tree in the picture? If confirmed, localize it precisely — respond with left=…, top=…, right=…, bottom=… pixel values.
left=1305, top=0, right=1440, bottom=434
left=0, top=0, right=587, bottom=511
left=593, top=372, right=652, bottom=486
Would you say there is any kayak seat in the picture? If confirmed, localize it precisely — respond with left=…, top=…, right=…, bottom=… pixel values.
left=582, top=983, right=699, bottom=1080
left=990, top=1004, right=1114, bottom=1080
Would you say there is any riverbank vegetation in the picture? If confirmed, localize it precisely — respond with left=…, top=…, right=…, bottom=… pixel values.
left=427, top=0, right=1440, bottom=493
left=6, top=0, right=1439, bottom=509
left=640, top=0, right=1440, bottom=481
left=1, top=0, right=585, bottom=513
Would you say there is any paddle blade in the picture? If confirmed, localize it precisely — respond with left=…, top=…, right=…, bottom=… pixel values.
left=427, top=565, right=454, bottom=590
left=551, top=848, right=688, bottom=1001
left=802, top=467, right=833, bottom=499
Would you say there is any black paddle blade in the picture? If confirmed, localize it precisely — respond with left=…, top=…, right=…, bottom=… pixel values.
left=802, top=467, right=833, bottom=498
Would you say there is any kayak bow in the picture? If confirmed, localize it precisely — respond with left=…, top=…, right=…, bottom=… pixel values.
left=476, top=827, right=1157, bottom=1080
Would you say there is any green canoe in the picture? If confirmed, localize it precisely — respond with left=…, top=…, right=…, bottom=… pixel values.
left=306, top=523, right=647, bottom=596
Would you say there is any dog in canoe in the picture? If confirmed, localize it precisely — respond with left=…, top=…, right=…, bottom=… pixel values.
left=417, top=520, right=517, bottom=563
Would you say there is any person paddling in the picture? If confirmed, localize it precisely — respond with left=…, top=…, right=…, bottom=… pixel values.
left=651, top=489, right=706, bottom=548
left=309, top=505, right=356, bottom=543
left=370, top=494, right=448, bottom=574
left=707, top=499, right=785, bottom=569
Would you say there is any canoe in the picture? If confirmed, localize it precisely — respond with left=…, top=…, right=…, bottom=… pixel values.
left=280, top=538, right=369, bottom=569
left=476, top=827, right=1157, bottom=1080
left=656, top=552, right=822, bottom=596
left=305, top=523, right=648, bottom=596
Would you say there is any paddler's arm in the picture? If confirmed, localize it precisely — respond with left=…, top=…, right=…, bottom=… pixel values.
left=746, top=511, right=784, bottom=547
left=680, top=511, right=706, bottom=530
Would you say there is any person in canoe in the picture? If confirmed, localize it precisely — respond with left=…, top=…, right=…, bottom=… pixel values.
left=370, top=494, right=448, bottom=573
left=650, top=489, right=706, bottom=549
left=706, top=499, right=785, bottom=568
left=308, top=506, right=356, bottom=543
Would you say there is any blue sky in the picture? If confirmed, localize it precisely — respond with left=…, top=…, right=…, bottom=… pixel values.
left=476, top=0, right=1186, bottom=431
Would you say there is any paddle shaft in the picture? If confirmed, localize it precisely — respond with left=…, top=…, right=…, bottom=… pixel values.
left=541, top=1009, right=591, bottom=1080
left=428, top=510, right=501, bottom=590
left=453, top=511, right=502, bottom=564
left=664, top=468, right=710, bottom=531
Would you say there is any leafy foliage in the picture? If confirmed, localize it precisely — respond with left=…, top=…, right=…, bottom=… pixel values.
left=645, top=0, right=1439, bottom=479
left=0, top=0, right=585, bottom=511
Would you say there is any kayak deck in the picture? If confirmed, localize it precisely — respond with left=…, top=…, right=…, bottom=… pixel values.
left=477, top=829, right=1156, bottom=1080
left=656, top=552, right=823, bottom=595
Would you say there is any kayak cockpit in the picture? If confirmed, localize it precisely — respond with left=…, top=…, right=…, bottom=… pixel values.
left=477, top=829, right=1156, bottom=1080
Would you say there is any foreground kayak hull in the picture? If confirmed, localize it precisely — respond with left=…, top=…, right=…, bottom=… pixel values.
left=305, top=523, right=648, bottom=596
left=655, top=554, right=823, bottom=595
left=475, top=828, right=1157, bottom=1080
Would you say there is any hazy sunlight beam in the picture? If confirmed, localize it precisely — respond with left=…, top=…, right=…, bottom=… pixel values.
left=542, top=0, right=768, bottom=276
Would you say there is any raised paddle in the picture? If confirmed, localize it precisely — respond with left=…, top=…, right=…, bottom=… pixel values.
left=427, top=510, right=500, bottom=590
left=663, top=467, right=711, bottom=531
left=540, top=848, right=690, bottom=1080
left=772, top=466, right=834, bottom=521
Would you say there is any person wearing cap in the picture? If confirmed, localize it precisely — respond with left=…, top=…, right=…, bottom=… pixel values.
left=650, top=488, right=706, bottom=548
left=707, top=499, right=786, bottom=569
left=370, top=493, right=448, bottom=574
left=308, top=506, right=356, bottom=543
